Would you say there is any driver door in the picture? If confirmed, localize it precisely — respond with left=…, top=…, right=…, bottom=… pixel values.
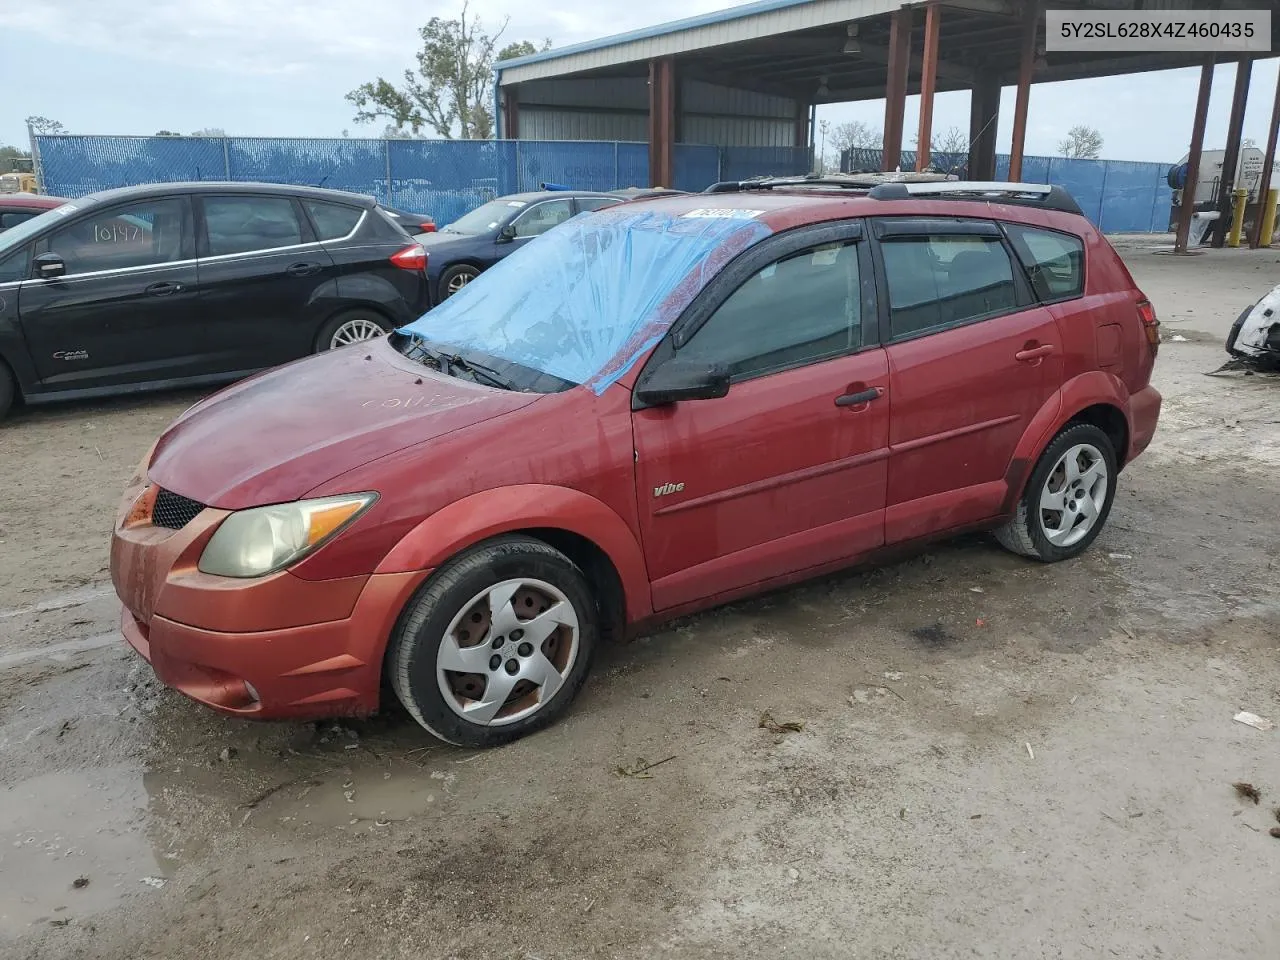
left=631, top=221, right=890, bottom=612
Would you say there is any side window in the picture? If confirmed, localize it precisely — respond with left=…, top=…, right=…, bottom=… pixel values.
left=304, top=200, right=363, bottom=241
left=576, top=198, right=621, bottom=213
left=1004, top=224, right=1084, bottom=301
left=512, top=199, right=574, bottom=238
left=679, top=241, right=862, bottom=380
left=0, top=244, right=29, bottom=283
left=1, top=211, right=41, bottom=231
left=204, top=196, right=303, bottom=256
left=880, top=234, right=1018, bottom=339
left=46, top=199, right=186, bottom=275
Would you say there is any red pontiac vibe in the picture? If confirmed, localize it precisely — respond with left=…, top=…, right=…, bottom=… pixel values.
left=110, top=181, right=1162, bottom=748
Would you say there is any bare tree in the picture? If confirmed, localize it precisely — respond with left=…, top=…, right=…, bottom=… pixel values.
left=25, top=116, right=67, bottom=135
left=346, top=2, right=548, bottom=139
left=190, top=127, right=227, bottom=138
left=831, top=120, right=883, bottom=151
left=931, top=126, right=969, bottom=155
left=1057, top=125, right=1103, bottom=160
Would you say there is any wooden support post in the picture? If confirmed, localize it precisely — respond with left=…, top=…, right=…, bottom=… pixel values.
left=648, top=58, right=676, bottom=188
left=501, top=86, right=519, bottom=140
left=1008, top=3, right=1037, bottom=181
left=1174, top=59, right=1215, bottom=254
left=882, top=8, right=911, bottom=171
left=968, top=72, right=1000, bottom=180
left=915, top=4, right=942, bottom=172
left=1211, top=58, right=1252, bottom=247
left=1250, top=62, right=1280, bottom=247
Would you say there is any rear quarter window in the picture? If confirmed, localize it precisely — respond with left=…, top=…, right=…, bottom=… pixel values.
left=304, top=201, right=363, bottom=241
left=880, top=234, right=1019, bottom=339
left=1004, top=224, right=1084, bottom=301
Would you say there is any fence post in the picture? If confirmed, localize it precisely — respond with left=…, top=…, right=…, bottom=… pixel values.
left=27, top=120, right=43, bottom=193
left=384, top=139, right=393, bottom=205
left=1097, top=161, right=1110, bottom=231
left=718, top=147, right=724, bottom=183
left=222, top=137, right=231, bottom=180
left=515, top=140, right=522, bottom=191
left=1149, top=166, right=1164, bottom=233
left=614, top=142, right=619, bottom=188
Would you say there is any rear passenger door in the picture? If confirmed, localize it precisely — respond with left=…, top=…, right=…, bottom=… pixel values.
left=871, top=217, right=1061, bottom=544
left=195, top=193, right=338, bottom=371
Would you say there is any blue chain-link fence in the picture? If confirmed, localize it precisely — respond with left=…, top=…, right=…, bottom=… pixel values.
left=842, top=147, right=1173, bottom=233
left=33, top=135, right=812, bottom=225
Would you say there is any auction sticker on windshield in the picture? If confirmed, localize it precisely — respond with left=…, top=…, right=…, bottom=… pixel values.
left=680, top=208, right=765, bottom=220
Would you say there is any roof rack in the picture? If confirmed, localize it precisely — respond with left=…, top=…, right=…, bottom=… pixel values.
left=704, top=172, right=957, bottom=193
left=867, top=180, right=1084, bottom=215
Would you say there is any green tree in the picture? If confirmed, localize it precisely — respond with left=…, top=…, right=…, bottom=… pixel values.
left=346, top=2, right=548, bottom=139
left=25, top=116, right=67, bottom=135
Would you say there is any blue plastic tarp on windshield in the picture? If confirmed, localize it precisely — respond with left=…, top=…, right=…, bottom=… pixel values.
left=403, top=206, right=772, bottom=393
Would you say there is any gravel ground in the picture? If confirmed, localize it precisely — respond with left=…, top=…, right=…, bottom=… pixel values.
left=1, top=239, right=1278, bottom=960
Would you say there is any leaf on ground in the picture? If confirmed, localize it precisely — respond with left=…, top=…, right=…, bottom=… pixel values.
left=613, top=755, right=676, bottom=779
left=1232, top=781, right=1262, bottom=803
left=758, top=711, right=804, bottom=734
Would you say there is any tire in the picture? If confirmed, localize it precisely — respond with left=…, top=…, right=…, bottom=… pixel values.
left=994, top=422, right=1118, bottom=563
left=439, top=264, right=479, bottom=300
left=314, top=309, right=393, bottom=353
left=388, top=535, right=598, bottom=748
left=0, top=362, right=13, bottom=422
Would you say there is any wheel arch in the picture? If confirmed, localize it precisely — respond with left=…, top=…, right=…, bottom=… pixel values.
left=314, top=303, right=396, bottom=351
left=374, top=484, right=652, bottom=630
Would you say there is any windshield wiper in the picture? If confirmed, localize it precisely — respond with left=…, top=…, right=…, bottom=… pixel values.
left=399, top=334, right=515, bottom=390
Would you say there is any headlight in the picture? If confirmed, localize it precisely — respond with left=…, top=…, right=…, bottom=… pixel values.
left=198, top=493, right=377, bottom=578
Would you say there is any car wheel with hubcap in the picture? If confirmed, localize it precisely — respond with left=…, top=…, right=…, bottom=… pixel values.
left=316, top=310, right=392, bottom=352
left=440, top=264, right=479, bottom=299
left=994, top=422, right=1117, bottom=562
left=388, top=536, right=597, bottom=747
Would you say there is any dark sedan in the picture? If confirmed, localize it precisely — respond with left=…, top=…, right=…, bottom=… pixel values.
left=0, top=182, right=429, bottom=420
left=416, top=190, right=623, bottom=301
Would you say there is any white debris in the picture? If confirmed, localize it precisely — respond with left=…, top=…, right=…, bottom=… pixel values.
left=1025, top=742, right=1035, bottom=760
left=1234, top=711, right=1275, bottom=732
left=1108, top=553, right=1133, bottom=560
left=1170, top=334, right=1189, bottom=342
left=968, top=587, right=985, bottom=594
left=787, top=867, right=800, bottom=880
left=884, top=671, right=904, bottom=681
left=140, top=876, right=166, bottom=888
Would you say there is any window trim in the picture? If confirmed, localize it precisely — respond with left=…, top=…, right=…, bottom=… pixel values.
left=300, top=199, right=369, bottom=244
left=633, top=220, right=874, bottom=405
left=32, top=194, right=195, bottom=280
left=572, top=196, right=623, bottom=215
left=867, top=216, right=1035, bottom=346
left=508, top=198, right=576, bottom=239
left=194, top=192, right=315, bottom=259
left=1000, top=221, right=1087, bottom=305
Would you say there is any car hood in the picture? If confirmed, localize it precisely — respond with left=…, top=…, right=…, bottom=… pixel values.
left=147, top=339, right=539, bottom=509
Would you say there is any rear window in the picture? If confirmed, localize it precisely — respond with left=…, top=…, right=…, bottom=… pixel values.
left=1004, top=224, right=1084, bottom=301
left=1, top=210, right=41, bottom=231
left=881, top=234, right=1018, bottom=339
left=304, top=200, right=362, bottom=241
left=204, top=196, right=303, bottom=255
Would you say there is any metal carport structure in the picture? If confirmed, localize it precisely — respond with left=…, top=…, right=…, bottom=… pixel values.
left=495, top=0, right=1280, bottom=249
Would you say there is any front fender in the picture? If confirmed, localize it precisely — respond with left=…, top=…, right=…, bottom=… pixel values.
left=373, top=484, right=653, bottom=620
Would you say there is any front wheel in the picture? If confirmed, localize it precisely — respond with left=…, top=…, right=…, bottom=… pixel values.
left=439, top=264, right=479, bottom=299
left=388, top=536, right=598, bottom=747
left=994, top=422, right=1118, bottom=562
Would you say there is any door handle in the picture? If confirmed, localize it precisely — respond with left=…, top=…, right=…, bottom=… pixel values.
left=1015, top=344, right=1055, bottom=362
left=144, top=281, right=182, bottom=297
left=835, top=386, right=883, bottom=407
left=287, top=262, right=321, bottom=277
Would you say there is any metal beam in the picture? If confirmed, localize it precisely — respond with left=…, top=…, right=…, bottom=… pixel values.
left=855, top=39, right=975, bottom=84
left=502, top=86, right=520, bottom=139
left=648, top=57, right=676, bottom=188
left=1250, top=64, right=1280, bottom=247
left=1007, top=0, right=1037, bottom=181
left=882, top=7, right=912, bottom=171
left=939, top=0, right=1019, bottom=17
left=1174, top=59, right=1215, bottom=254
left=968, top=71, right=1000, bottom=180
left=916, top=4, right=942, bottom=171
left=1211, top=57, right=1252, bottom=247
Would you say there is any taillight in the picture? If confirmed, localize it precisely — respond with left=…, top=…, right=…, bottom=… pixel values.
left=390, top=244, right=427, bottom=272
left=420, top=222, right=437, bottom=233
left=1137, top=298, right=1159, bottom=346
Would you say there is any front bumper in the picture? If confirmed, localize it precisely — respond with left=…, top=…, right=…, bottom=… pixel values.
left=110, top=481, right=428, bottom=720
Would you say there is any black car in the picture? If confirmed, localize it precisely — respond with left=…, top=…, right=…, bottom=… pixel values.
left=0, top=182, right=429, bottom=419
left=382, top=204, right=436, bottom=235
left=416, top=190, right=623, bottom=302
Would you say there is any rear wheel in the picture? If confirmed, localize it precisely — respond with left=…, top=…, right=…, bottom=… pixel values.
left=315, top=310, right=392, bottom=352
left=388, top=536, right=597, bottom=747
left=440, top=264, right=479, bottom=299
left=994, top=422, right=1117, bottom=562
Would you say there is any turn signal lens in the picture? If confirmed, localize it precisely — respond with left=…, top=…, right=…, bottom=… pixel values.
left=198, top=493, right=377, bottom=578
left=1137, top=299, right=1160, bottom=346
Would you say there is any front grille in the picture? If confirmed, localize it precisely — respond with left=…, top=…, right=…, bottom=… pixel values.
left=152, top=488, right=205, bottom=530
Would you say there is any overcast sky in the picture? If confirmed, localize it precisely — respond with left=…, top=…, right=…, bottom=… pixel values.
left=2, top=0, right=1277, bottom=164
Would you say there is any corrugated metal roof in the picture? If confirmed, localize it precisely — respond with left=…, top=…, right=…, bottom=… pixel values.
left=496, top=0, right=908, bottom=84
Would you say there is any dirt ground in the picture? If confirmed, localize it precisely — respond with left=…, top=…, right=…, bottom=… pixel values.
left=1, top=236, right=1279, bottom=960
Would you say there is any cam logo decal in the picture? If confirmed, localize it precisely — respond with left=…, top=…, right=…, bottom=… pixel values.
left=53, top=349, right=89, bottom=361
left=653, top=482, right=684, bottom=497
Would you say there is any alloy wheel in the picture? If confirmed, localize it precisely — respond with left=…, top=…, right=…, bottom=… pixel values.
left=328, top=316, right=387, bottom=349
left=435, top=578, right=580, bottom=726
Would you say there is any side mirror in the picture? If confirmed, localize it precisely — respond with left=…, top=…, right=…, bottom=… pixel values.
left=635, top=360, right=730, bottom=407
left=33, top=252, right=66, bottom=280
left=496, top=225, right=516, bottom=243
